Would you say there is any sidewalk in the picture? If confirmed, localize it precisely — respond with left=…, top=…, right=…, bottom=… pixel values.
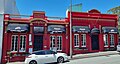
left=71, top=51, right=119, bottom=60
left=7, top=51, right=119, bottom=64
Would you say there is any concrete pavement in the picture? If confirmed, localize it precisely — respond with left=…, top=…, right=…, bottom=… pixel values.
left=6, top=51, right=119, bottom=64
left=71, top=51, right=119, bottom=60
left=63, top=54, right=120, bottom=64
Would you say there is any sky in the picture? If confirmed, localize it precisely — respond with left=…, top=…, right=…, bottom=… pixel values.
left=16, top=0, right=120, bottom=17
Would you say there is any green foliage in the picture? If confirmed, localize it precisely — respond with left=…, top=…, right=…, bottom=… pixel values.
left=107, top=6, right=120, bottom=15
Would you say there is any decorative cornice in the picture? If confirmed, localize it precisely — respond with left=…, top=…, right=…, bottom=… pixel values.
left=30, top=18, right=48, bottom=23
left=47, top=22, right=69, bottom=24
left=72, top=17, right=116, bottom=22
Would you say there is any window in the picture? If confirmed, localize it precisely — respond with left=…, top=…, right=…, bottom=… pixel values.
left=103, top=34, right=108, bottom=47
left=57, top=36, right=62, bottom=51
left=32, top=51, right=45, bottom=55
left=50, top=35, right=62, bottom=51
left=81, top=34, right=86, bottom=47
left=50, top=36, right=55, bottom=49
left=11, top=35, right=18, bottom=52
left=110, top=34, right=114, bottom=47
left=11, top=35, right=26, bottom=52
left=45, top=50, right=56, bottom=54
left=19, top=35, right=26, bottom=52
left=74, top=34, right=79, bottom=47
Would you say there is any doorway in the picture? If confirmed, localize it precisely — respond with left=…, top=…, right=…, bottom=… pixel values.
left=91, top=35, right=99, bottom=50
left=33, top=35, right=43, bottom=51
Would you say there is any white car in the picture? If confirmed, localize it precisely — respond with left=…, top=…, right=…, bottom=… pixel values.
left=25, top=50, right=69, bottom=64
left=117, top=43, right=120, bottom=52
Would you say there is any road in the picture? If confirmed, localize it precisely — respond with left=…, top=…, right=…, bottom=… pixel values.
left=63, top=54, right=120, bottom=64
left=7, top=55, right=120, bottom=64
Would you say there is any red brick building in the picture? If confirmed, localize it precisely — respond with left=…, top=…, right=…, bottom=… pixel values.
left=2, top=9, right=119, bottom=63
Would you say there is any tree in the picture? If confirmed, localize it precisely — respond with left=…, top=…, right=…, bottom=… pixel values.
left=107, top=6, right=120, bottom=15
left=107, top=6, right=120, bottom=36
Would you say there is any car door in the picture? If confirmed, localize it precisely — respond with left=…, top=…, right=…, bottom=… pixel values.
left=44, top=50, right=56, bottom=63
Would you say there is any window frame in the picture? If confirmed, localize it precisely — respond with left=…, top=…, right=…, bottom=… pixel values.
left=74, top=34, right=79, bottom=47
left=19, top=35, right=26, bottom=52
left=81, top=34, right=86, bottom=47
left=103, top=34, right=108, bottom=47
left=57, top=36, right=62, bottom=51
left=50, top=36, right=55, bottom=49
left=11, top=35, right=18, bottom=52
left=110, top=34, right=114, bottom=47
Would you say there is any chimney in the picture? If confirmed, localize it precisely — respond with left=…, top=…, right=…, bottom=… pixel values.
left=33, top=11, right=45, bottom=18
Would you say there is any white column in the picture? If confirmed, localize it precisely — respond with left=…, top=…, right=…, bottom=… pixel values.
left=0, top=0, right=4, bottom=63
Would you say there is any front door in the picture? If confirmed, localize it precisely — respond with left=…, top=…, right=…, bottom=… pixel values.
left=33, top=35, right=43, bottom=51
left=91, top=35, right=99, bottom=50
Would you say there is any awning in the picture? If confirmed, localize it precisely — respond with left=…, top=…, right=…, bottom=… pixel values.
left=34, top=27, right=44, bottom=34
left=7, top=24, right=29, bottom=32
left=72, top=26, right=90, bottom=33
left=102, top=27, right=118, bottom=33
left=91, top=28, right=100, bottom=34
left=48, top=25, right=65, bottom=33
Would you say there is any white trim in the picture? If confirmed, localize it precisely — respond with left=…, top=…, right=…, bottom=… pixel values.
left=74, top=34, right=79, bottom=47
left=50, top=36, right=55, bottom=49
left=29, top=34, right=32, bottom=41
left=110, top=45, right=114, bottom=47
left=103, top=34, right=108, bottom=47
left=81, top=34, right=86, bottom=47
left=110, top=34, right=114, bottom=47
left=19, top=35, right=26, bottom=52
left=104, top=45, right=108, bottom=47
left=11, top=35, right=18, bottom=52
left=57, top=36, right=62, bottom=51
left=81, top=45, right=86, bottom=47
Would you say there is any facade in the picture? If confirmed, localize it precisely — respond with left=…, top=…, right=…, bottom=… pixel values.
left=0, top=0, right=19, bottom=63
left=2, top=9, right=119, bottom=63
left=67, top=9, right=119, bottom=54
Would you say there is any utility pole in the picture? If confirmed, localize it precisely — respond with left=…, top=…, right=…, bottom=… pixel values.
left=70, top=0, right=72, bottom=59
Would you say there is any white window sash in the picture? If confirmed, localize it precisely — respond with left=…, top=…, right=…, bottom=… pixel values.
left=11, top=35, right=18, bottom=52
left=81, top=34, right=86, bottom=47
left=57, top=36, right=62, bottom=51
left=19, top=35, right=26, bottom=52
left=104, top=34, right=108, bottom=47
left=110, top=34, right=114, bottom=47
left=74, top=34, right=79, bottom=47
left=50, top=36, right=55, bottom=49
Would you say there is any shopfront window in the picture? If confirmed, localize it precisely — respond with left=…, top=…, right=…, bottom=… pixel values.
left=57, top=36, right=62, bottom=51
left=104, top=34, right=108, bottom=47
left=19, top=35, right=26, bottom=52
left=50, top=35, right=62, bottom=51
left=11, top=35, right=18, bottom=52
left=81, top=34, right=86, bottom=47
left=50, top=36, right=55, bottom=49
left=74, top=34, right=79, bottom=47
left=11, top=35, right=26, bottom=52
left=110, top=34, right=114, bottom=47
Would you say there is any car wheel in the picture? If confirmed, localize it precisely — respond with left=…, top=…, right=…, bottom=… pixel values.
left=29, top=60, right=37, bottom=64
left=57, top=56, right=64, bottom=63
